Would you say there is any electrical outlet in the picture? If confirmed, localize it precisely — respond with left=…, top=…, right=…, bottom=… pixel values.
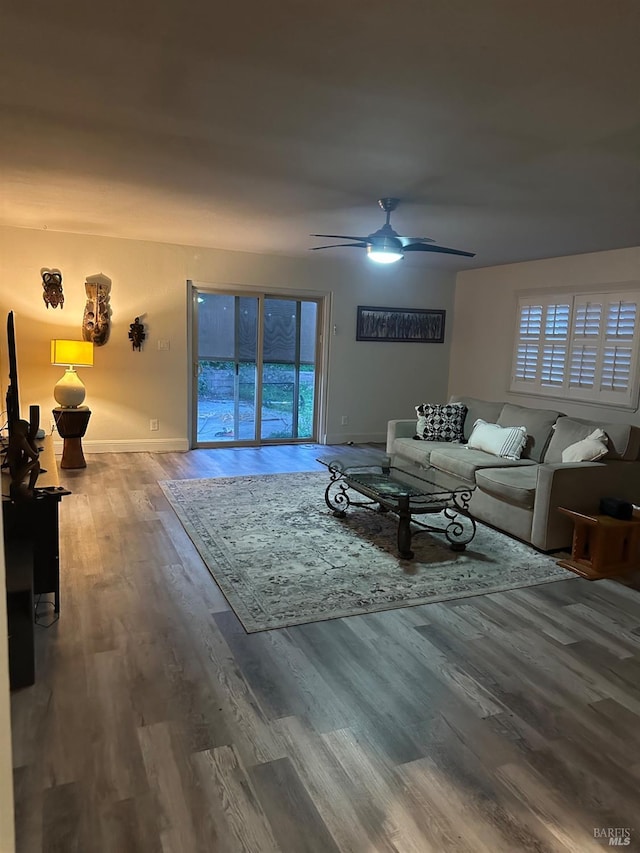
left=157, top=339, right=170, bottom=351
left=150, top=418, right=159, bottom=431
left=341, top=415, right=348, bottom=425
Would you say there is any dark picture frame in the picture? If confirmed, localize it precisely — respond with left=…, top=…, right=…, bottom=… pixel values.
left=356, top=305, right=446, bottom=343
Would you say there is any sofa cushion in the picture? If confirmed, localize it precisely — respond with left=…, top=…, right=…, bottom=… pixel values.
left=429, top=446, right=536, bottom=483
left=497, top=403, right=562, bottom=462
left=467, top=419, right=528, bottom=460
left=545, top=416, right=639, bottom=462
left=391, top=437, right=451, bottom=467
left=475, top=467, right=538, bottom=510
left=562, top=429, right=609, bottom=463
left=417, top=402, right=466, bottom=442
left=448, top=395, right=505, bottom=441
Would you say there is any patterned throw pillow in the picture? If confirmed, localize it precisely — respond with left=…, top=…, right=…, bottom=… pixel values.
left=417, top=402, right=467, bottom=442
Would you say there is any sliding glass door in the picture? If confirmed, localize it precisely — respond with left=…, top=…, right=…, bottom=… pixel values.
left=193, top=289, right=321, bottom=446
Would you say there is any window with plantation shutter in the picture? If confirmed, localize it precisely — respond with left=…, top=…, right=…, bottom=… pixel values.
left=511, top=289, right=640, bottom=408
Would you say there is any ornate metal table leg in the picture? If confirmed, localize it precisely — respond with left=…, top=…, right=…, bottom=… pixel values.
left=397, top=497, right=414, bottom=559
left=323, top=464, right=351, bottom=518
left=443, top=507, right=476, bottom=551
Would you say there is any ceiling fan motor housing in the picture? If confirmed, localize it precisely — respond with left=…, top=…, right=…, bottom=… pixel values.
left=378, top=197, right=400, bottom=213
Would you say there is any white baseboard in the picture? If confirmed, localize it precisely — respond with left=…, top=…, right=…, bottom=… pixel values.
left=51, top=434, right=383, bottom=453
left=323, top=432, right=386, bottom=445
left=52, top=438, right=190, bottom=454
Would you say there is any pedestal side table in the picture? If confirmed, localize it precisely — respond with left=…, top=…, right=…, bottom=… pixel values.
left=53, top=406, right=91, bottom=469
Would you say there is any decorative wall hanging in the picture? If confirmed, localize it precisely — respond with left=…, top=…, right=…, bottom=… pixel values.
left=128, top=317, right=146, bottom=351
left=356, top=305, right=446, bottom=343
left=41, top=269, right=64, bottom=309
left=82, top=276, right=111, bottom=346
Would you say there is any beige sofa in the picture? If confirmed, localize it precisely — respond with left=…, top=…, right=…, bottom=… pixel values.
left=386, top=396, right=640, bottom=551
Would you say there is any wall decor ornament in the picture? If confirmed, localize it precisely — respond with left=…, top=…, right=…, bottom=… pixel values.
left=41, top=269, right=64, bottom=309
left=128, top=317, right=146, bottom=351
left=82, top=277, right=111, bottom=346
left=356, top=305, right=446, bottom=343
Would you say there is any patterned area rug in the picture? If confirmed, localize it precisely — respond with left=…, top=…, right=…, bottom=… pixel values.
left=159, top=472, right=571, bottom=633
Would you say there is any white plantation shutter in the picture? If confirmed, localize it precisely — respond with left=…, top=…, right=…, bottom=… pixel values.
left=569, top=345, right=598, bottom=388
left=511, top=298, right=570, bottom=396
left=541, top=344, right=566, bottom=386
left=607, top=301, right=636, bottom=339
left=515, top=343, right=539, bottom=381
left=569, top=300, right=602, bottom=394
left=601, top=346, right=632, bottom=391
left=596, top=300, right=638, bottom=403
left=519, top=304, right=543, bottom=337
left=514, top=304, right=542, bottom=383
left=573, top=302, right=602, bottom=337
left=511, top=289, right=640, bottom=407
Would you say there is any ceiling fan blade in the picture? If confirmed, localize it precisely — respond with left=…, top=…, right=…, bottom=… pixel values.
left=310, top=233, right=370, bottom=243
left=399, top=236, right=436, bottom=246
left=404, top=243, right=475, bottom=258
left=310, top=242, right=369, bottom=250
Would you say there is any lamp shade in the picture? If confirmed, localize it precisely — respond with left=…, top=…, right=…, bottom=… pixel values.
left=51, top=339, right=94, bottom=367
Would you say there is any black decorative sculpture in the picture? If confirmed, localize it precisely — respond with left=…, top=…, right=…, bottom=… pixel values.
left=128, top=317, right=146, bottom=351
left=42, top=270, right=64, bottom=309
left=7, top=419, right=40, bottom=500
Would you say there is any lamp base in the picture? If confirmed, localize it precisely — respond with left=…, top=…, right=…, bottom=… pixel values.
left=53, top=368, right=86, bottom=408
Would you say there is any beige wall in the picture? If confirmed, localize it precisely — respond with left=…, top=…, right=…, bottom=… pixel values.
left=0, top=226, right=457, bottom=448
left=0, top=223, right=456, bottom=844
left=449, top=246, right=640, bottom=427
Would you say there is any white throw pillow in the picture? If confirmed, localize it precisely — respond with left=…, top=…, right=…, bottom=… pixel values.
left=467, top=418, right=527, bottom=460
left=561, top=428, right=608, bottom=463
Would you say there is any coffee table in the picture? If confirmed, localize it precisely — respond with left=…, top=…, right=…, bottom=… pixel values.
left=317, top=448, right=476, bottom=559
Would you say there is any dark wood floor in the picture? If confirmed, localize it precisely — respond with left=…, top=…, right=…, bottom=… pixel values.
left=10, top=444, right=640, bottom=852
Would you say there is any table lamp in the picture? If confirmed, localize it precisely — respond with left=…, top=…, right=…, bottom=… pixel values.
left=51, top=339, right=94, bottom=407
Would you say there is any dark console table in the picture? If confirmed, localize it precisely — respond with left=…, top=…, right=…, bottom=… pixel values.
left=5, top=541, right=35, bottom=688
left=3, top=437, right=70, bottom=688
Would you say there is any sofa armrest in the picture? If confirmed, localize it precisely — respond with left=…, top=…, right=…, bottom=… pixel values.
left=386, top=419, right=416, bottom=453
left=532, top=461, right=640, bottom=550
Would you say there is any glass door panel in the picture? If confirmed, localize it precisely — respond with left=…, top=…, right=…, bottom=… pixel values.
left=299, top=300, right=318, bottom=440
left=261, top=298, right=317, bottom=440
left=196, top=293, right=259, bottom=443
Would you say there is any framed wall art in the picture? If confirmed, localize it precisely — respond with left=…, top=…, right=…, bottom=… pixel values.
left=356, top=305, right=446, bottom=343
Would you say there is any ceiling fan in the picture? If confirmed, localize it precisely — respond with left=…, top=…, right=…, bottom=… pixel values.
left=310, top=198, right=475, bottom=264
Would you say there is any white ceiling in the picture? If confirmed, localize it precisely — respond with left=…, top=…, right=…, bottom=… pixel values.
left=2, top=1, right=640, bottom=270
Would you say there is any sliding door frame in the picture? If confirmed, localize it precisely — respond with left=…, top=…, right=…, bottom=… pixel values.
left=187, top=281, right=331, bottom=449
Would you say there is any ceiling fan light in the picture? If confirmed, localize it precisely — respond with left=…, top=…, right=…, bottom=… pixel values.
left=368, top=249, right=404, bottom=264
left=367, top=236, right=404, bottom=264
